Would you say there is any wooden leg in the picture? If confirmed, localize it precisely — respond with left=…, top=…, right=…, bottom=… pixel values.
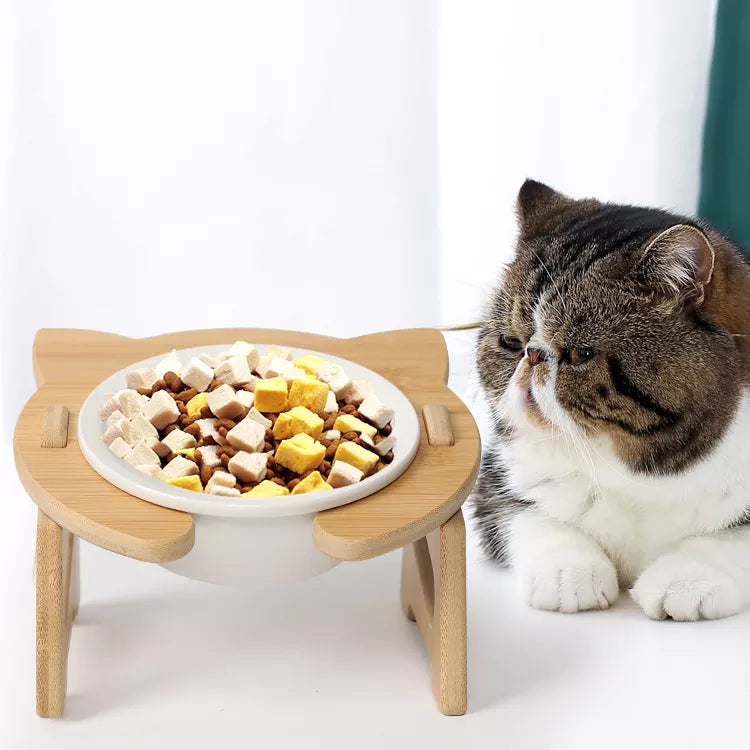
left=36, top=510, right=77, bottom=718
left=401, top=509, right=467, bottom=715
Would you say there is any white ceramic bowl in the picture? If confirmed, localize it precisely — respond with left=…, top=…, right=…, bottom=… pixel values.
left=78, top=344, right=420, bottom=586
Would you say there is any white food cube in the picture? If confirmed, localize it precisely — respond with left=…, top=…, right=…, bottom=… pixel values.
left=316, top=363, right=353, bottom=399
left=245, top=407, right=272, bottom=429
left=323, top=391, right=338, bottom=413
left=99, top=395, right=121, bottom=421
left=322, top=429, right=341, bottom=441
left=199, top=353, right=220, bottom=369
left=226, top=418, right=265, bottom=452
left=256, top=355, right=288, bottom=380
left=102, top=419, right=127, bottom=446
left=106, top=409, right=127, bottom=427
left=227, top=341, right=261, bottom=372
left=279, top=362, right=306, bottom=385
left=161, top=429, right=197, bottom=453
left=119, top=389, right=146, bottom=418
left=162, top=455, right=199, bottom=480
left=241, top=375, right=258, bottom=391
left=265, top=344, right=292, bottom=361
left=155, top=349, right=182, bottom=377
left=108, top=436, right=131, bottom=458
left=359, top=433, right=375, bottom=447
left=125, top=367, right=160, bottom=391
left=208, top=485, right=241, bottom=497
left=124, top=440, right=161, bottom=467
left=228, top=451, right=268, bottom=483
left=196, top=445, right=222, bottom=468
left=136, top=464, right=164, bottom=480
left=206, top=384, right=245, bottom=419
left=344, top=379, right=373, bottom=406
left=214, top=356, right=252, bottom=386
left=374, top=434, right=396, bottom=456
left=195, top=418, right=220, bottom=442
left=129, top=414, right=159, bottom=441
left=180, top=357, right=214, bottom=392
left=236, top=390, right=255, bottom=409
left=206, top=471, right=236, bottom=494
left=358, top=393, right=395, bottom=429
left=145, top=389, right=181, bottom=430
left=328, top=460, right=364, bottom=488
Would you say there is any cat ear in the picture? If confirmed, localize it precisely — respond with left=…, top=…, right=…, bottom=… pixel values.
left=516, top=179, right=573, bottom=235
left=635, top=224, right=715, bottom=305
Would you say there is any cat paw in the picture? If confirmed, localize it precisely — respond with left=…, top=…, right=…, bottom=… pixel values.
left=631, top=556, right=742, bottom=621
left=521, top=552, right=619, bottom=613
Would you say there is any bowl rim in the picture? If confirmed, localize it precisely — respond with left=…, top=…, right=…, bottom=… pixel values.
left=77, top=343, right=420, bottom=518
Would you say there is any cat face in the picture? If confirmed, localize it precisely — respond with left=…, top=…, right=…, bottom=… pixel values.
left=477, top=180, right=750, bottom=474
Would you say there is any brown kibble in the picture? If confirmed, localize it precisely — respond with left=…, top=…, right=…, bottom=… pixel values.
left=265, top=468, right=276, bottom=480
left=218, top=445, right=237, bottom=458
left=214, top=419, right=236, bottom=431
left=178, top=415, right=191, bottom=427
left=136, top=387, right=152, bottom=397
left=218, top=426, right=228, bottom=437
left=264, top=429, right=274, bottom=442
left=200, top=464, right=212, bottom=485
left=381, top=451, right=394, bottom=464
left=220, top=454, right=230, bottom=467
left=165, top=452, right=177, bottom=463
left=176, top=401, right=187, bottom=414
left=202, top=435, right=216, bottom=446
left=200, top=405, right=212, bottom=418
left=381, top=424, right=392, bottom=436
left=287, top=478, right=301, bottom=491
left=152, top=378, right=167, bottom=392
left=242, top=383, right=255, bottom=392
left=163, top=424, right=179, bottom=435
left=184, top=424, right=201, bottom=439
left=319, top=438, right=331, bottom=448
left=239, top=484, right=253, bottom=494
left=163, top=371, right=184, bottom=392
left=325, top=440, right=340, bottom=460
left=375, top=461, right=386, bottom=473
left=176, top=387, right=197, bottom=402
left=263, top=441, right=273, bottom=453
left=320, top=460, right=331, bottom=474
left=267, top=455, right=276, bottom=469
left=208, top=379, right=224, bottom=392
left=216, top=434, right=229, bottom=446
left=323, top=416, right=336, bottom=431
left=271, top=477, right=286, bottom=486
left=342, top=431, right=358, bottom=441
left=265, top=413, right=279, bottom=424
left=341, top=404, right=356, bottom=414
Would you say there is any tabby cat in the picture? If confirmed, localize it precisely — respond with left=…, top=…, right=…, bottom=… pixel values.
left=473, top=180, right=750, bottom=620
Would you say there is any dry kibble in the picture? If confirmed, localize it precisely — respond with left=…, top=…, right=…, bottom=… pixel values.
left=325, top=440, right=340, bottom=460
left=218, top=426, right=228, bottom=437
left=320, top=438, right=331, bottom=448
left=382, top=424, right=392, bottom=436
left=164, top=372, right=183, bottom=391
left=266, top=469, right=276, bottom=480
left=208, top=379, right=225, bottom=392
left=341, top=404, right=356, bottom=414
left=264, top=429, right=274, bottom=442
left=176, top=387, right=197, bottom=402
left=342, top=431, right=358, bottom=441
left=200, top=464, right=212, bottom=486
left=323, top=416, right=336, bottom=431
left=184, top=423, right=201, bottom=438
left=200, top=405, right=212, bottom=418
left=163, top=424, right=179, bottom=435
left=381, top=451, right=394, bottom=464
left=176, top=401, right=187, bottom=414
left=271, top=477, right=286, bottom=486
left=220, top=454, right=230, bottom=467
left=152, top=378, right=167, bottom=392
left=215, top=419, right=237, bottom=431
left=287, top=478, right=301, bottom=491
left=136, top=387, right=152, bottom=397
left=202, top=435, right=216, bottom=446
left=263, top=441, right=274, bottom=452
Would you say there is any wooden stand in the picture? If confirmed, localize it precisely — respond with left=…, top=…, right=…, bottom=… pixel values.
left=15, top=328, right=480, bottom=717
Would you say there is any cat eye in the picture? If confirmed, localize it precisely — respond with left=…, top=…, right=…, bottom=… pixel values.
left=499, top=335, right=524, bottom=353
left=568, top=346, right=595, bottom=366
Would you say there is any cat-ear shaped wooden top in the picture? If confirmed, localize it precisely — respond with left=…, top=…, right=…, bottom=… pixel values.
left=18, top=328, right=478, bottom=562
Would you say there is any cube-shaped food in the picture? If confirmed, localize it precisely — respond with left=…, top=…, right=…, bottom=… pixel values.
left=126, top=367, right=160, bottom=391
left=124, top=440, right=161, bottom=467
left=272, top=411, right=293, bottom=440
left=155, top=349, right=182, bottom=377
left=254, top=377, right=288, bottom=413
left=199, top=353, right=220, bottom=369
left=208, top=485, right=241, bottom=496
left=119, top=389, right=146, bottom=419
left=236, top=390, right=255, bottom=409
left=273, top=406, right=324, bottom=440
left=161, top=429, right=197, bottom=453
left=288, top=375, right=329, bottom=413
left=195, top=417, right=220, bottom=441
left=241, top=480, right=290, bottom=498
left=328, top=460, right=364, bottom=488
left=257, top=355, right=289, bottom=380
left=186, top=392, right=209, bottom=417
left=102, top=419, right=127, bottom=446
left=373, top=433, right=396, bottom=456
left=146, top=389, right=181, bottom=430
left=275, top=433, right=326, bottom=474
left=206, top=471, right=236, bottom=492
left=181, top=357, right=214, bottom=392
left=226, top=340, right=261, bottom=372
left=226, top=417, right=265, bottom=452
left=323, top=391, right=338, bottom=413
left=316, top=362, right=352, bottom=399
left=206, top=384, right=245, bottom=419
left=265, top=344, right=292, bottom=361
left=291, top=471, right=333, bottom=495
left=358, top=393, right=395, bottom=429
left=344, top=379, right=373, bottom=406
left=333, top=441, right=379, bottom=475
left=162, top=455, right=199, bottom=480
left=196, top=444, right=221, bottom=468
left=214, top=355, right=252, bottom=386
left=333, top=414, right=377, bottom=439
left=129, top=414, right=159, bottom=442
left=105, top=408, right=127, bottom=426
left=228, top=451, right=268, bottom=483
left=136, top=464, right=164, bottom=480
left=245, top=407, right=272, bottom=429
left=108, top=436, right=131, bottom=459
left=293, top=354, right=326, bottom=376
left=166, top=475, right=203, bottom=492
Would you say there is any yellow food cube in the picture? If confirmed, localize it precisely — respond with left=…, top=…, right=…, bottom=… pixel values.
left=273, top=411, right=293, bottom=440
left=293, top=354, right=326, bottom=376
left=333, top=414, right=377, bottom=439
left=174, top=448, right=197, bottom=460
left=333, top=441, right=379, bottom=475
left=166, top=475, right=203, bottom=492
left=241, top=480, right=290, bottom=498
left=254, top=376, right=289, bottom=412
left=275, top=432, right=326, bottom=474
left=186, top=392, right=209, bottom=417
left=291, top=471, right=333, bottom=495
left=288, top=375, right=329, bottom=413
left=288, top=406, right=324, bottom=438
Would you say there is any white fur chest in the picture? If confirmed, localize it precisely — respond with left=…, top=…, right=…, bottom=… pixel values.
left=499, top=391, right=750, bottom=585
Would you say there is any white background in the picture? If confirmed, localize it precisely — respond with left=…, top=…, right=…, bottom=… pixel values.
left=2, top=2, right=739, bottom=748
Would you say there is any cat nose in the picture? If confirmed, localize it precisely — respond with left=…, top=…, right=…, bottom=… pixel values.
left=526, top=346, right=548, bottom=367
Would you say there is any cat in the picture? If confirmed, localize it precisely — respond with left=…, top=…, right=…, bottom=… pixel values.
left=472, top=179, right=750, bottom=621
